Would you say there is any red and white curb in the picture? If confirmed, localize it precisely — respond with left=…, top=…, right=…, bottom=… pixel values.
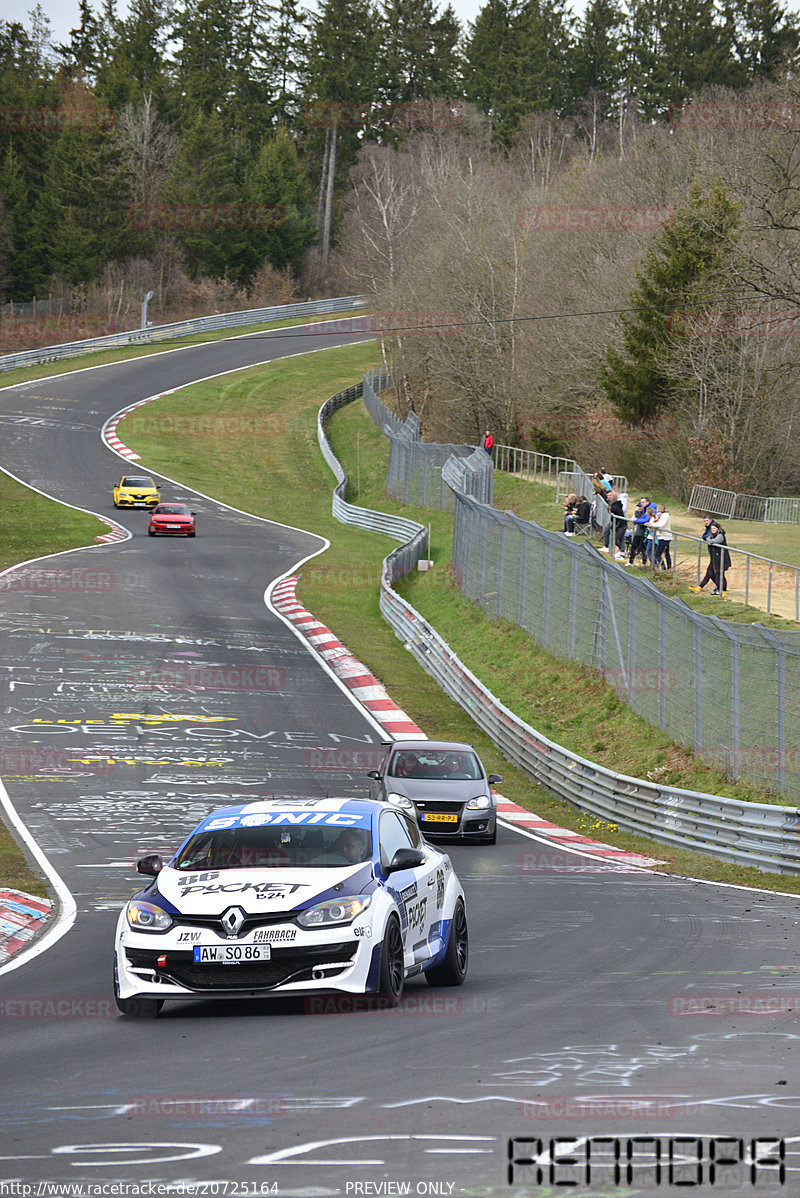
left=94, top=520, right=128, bottom=544
left=496, top=796, right=664, bottom=868
left=0, top=890, right=52, bottom=965
left=103, top=393, right=173, bottom=461
left=272, top=575, right=427, bottom=740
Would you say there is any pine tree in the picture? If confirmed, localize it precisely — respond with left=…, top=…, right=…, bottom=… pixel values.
left=263, top=0, right=308, bottom=125
left=600, top=184, right=740, bottom=423
left=726, top=0, right=800, bottom=79
left=242, top=127, right=315, bottom=274
left=378, top=0, right=461, bottom=103
left=463, top=0, right=573, bottom=140
left=572, top=0, right=624, bottom=109
left=164, top=107, right=246, bottom=279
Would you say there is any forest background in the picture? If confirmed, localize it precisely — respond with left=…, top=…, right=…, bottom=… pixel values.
left=2, top=0, right=800, bottom=495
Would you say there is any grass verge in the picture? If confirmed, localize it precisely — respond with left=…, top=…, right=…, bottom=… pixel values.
left=113, top=352, right=800, bottom=894
left=3, top=342, right=799, bottom=897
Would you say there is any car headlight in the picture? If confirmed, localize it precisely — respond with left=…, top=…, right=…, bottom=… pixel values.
left=387, top=793, right=414, bottom=809
left=465, top=795, right=491, bottom=810
left=126, top=900, right=173, bottom=932
left=297, top=896, right=372, bottom=928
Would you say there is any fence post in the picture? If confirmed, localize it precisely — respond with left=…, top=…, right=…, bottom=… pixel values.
left=518, top=525, right=528, bottom=626
left=758, top=628, right=787, bottom=793
left=693, top=620, right=703, bottom=753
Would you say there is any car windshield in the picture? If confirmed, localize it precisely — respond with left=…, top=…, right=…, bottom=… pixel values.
left=123, top=477, right=154, bottom=486
left=155, top=504, right=189, bottom=515
left=173, top=824, right=373, bottom=870
left=389, top=749, right=482, bottom=780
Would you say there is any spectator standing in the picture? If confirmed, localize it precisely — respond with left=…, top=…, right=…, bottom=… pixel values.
left=599, top=489, right=627, bottom=557
left=650, top=503, right=673, bottom=570
left=626, top=496, right=656, bottom=565
left=481, top=429, right=494, bottom=455
left=690, top=522, right=731, bottom=595
left=690, top=517, right=719, bottom=592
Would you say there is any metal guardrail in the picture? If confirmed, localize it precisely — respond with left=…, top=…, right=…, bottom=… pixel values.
left=317, top=384, right=428, bottom=565
left=0, top=295, right=368, bottom=373
left=315, top=373, right=800, bottom=875
left=689, top=483, right=800, bottom=524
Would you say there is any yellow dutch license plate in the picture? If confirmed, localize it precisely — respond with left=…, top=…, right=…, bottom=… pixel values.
left=421, top=813, right=459, bottom=823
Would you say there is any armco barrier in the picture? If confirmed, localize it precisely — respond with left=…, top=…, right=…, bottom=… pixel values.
left=317, top=375, right=800, bottom=875
left=0, top=295, right=368, bottom=372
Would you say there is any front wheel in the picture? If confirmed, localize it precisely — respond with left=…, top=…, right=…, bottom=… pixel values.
left=378, top=915, right=404, bottom=1007
left=425, top=898, right=468, bottom=987
left=148, top=529, right=155, bottom=537
left=115, top=993, right=163, bottom=1018
left=188, top=531, right=196, bottom=538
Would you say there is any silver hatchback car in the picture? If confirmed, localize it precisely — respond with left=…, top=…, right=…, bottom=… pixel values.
left=368, top=740, right=502, bottom=845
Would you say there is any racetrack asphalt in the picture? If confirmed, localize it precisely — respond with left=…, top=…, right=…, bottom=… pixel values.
left=0, top=324, right=799, bottom=1195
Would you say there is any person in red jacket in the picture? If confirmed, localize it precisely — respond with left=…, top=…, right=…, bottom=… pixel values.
left=482, top=429, right=494, bottom=455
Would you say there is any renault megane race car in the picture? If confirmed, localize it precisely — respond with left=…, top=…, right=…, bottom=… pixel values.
left=114, top=797, right=468, bottom=1017
left=368, top=740, right=502, bottom=844
left=148, top=502, right=196, bottom=537
left=113, top=475, right=160, bottom=508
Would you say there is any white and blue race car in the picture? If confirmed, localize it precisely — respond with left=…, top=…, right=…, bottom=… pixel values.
left=114, top=797, right=468, bottom=1017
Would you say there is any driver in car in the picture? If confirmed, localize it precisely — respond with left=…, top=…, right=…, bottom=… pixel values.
left=336, top=829, right=369, bottom=864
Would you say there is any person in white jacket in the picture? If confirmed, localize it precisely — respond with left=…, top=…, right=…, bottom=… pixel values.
left=650, top=503, right=673, bottom=570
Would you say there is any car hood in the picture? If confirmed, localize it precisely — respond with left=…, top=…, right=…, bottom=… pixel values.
left=387, top=778, right=489, bottom=802
left=154, top=864, right=373, bottom=916
left=152, top=513, right=192, bottom=521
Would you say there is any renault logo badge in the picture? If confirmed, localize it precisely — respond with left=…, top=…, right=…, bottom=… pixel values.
left=221, top=906, right=246, bottom=937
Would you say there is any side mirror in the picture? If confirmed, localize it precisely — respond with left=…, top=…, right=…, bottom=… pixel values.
left=488, top=774, right=502, bottom=785
left=136, top=854, right=163, bottom=876
left=385, top=847, right=425, bottom=874
left=367, top=770, right=382, bottom=779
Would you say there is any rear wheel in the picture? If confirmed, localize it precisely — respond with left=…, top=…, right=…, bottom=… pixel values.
left=378, top=915, right=404, bottom=1007
left=115, top=993, right=163, bottom=1018
left=425, top=898, right=468, bottom=987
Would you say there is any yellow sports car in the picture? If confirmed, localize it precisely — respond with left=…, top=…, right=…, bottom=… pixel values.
left=113, top=475, right=161, bottom=508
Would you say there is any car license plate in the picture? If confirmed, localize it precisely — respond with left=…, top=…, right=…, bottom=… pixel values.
left=421, top=812, right=459, bottom=823
left=193, top=944, right=272, bottom=964
left=165, top=523, right=180, bottom=528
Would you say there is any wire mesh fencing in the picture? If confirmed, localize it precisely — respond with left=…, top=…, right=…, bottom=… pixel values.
left=451, top=490, right=800, bottom=803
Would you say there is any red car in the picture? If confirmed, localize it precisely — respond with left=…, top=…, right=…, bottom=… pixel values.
left=148, top=503, right=196, bottom=537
